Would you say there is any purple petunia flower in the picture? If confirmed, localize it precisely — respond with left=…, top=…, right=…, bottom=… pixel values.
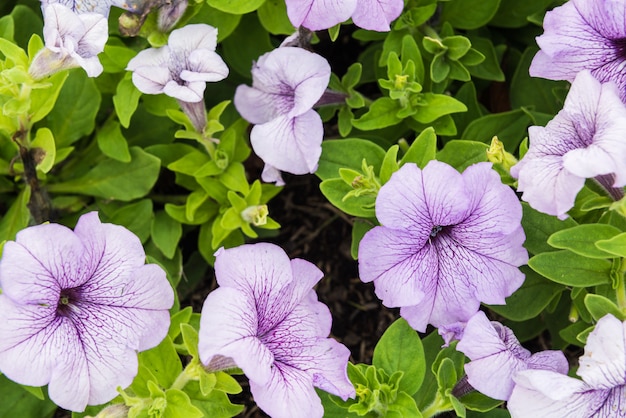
left=530, top=0, right=626, bottom=101
left=0, top=212, right=174, bottom=412
left=284, top=0, right=403, bottom=32
left=508, top=314, right=626, bottom=417
left=40, top=0, right=144, bottom=16
left=234, top=47, right=330, bottom=185
left=511, top=70, right=626, bottom=219
left=198, top=243, right=355, bottom=418
left=29, top=3, right=108, bottom=79
left=358, top=161, right=528, bottom=332
left=454, top=311, right=568, bottom=401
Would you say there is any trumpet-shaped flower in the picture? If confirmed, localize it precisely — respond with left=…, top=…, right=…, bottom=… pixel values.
left=127, top=24, right=228, bottom=103
left=508, top=314, right=626, bottom=417
left=0, top=212, right=174, bottom=412
left=530, top=0, right=626, bottom=101
left=234, top=47, right=330, bottom=185
left=454, top=311, right=568, bottom=401
left=40, top=0, right=143, bottom=16
left=358, top=161, right=528, bottom=332
left=198, top=243, right=355, bottom=418
left=29, top=3, right=108, bottom=79
left=511, top=70, right=626, bottom=219
left=285, top=0, right=403, bottom=31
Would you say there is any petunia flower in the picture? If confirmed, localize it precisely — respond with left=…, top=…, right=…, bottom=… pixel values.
left=234, top=46, right=330, bottom=185
left=29, top=3, right=108, bottom=79
left=511, top=70, right=626, bottom=219
left=284, top=0, right=403, bottom=32
left=358, top=161, right=528, bottom=332
left=197, top=243, right=355, bottom=418
left=0, top=212, right=174, bottom=412
left=530, top=0, right=626, bottom=101
left=126, top=24, right=229, bottom=132
left=508, top=314, right=626, bottom=417
left=454, top=311, right=568, bottom=401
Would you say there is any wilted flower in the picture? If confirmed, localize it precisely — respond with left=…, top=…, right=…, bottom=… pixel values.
left=234, top=47, right=330, bottom=185
left=29, top=3, right=108, bottom=79
left=508, top=314, right=626, bottom=417
left=285, top=0, right=403, bottom=31
left=198, top=243, right=355, bottom=418
left=511, top=70, right=626, bottom=219
left=530, top=0, right=626, bottom=101
left=358, top=161, right=528, bottom=332
left=454, top=311, right=568, bottom=401
left=0, top=212, right=174, bottom=412
left=126, top=24, right=228, bottom=131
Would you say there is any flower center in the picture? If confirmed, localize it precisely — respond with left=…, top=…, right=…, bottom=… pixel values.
left=612, top=38, right=626, bottom=60
left=430, top=225, right=443, bottom=237
left=56, top=288, right=80, bottom=316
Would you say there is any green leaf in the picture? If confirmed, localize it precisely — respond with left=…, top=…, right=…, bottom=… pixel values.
left=440, top=0, right=501, bottom=29
left=415, top=93, right=467, bottom=124
left=317, top=138, right=386, bottom=181
left=11, top=5, right=42, bottom=50
left=257, top=0, right=294, bottom=34
left=47, top=147, right=160, bottom=201
left=528, top=250, right=612, bottom=287
left=47, top=71, right=101, bottom=147
left=151, top=211, right=183, bottom=259
left=29, top=71, right=68, bottom=124
left=0, top=188, right=31, bottom=243
left=320, top=179, right=376, bottom=218
left=207, top=0, right=266, bottom=14
left=400, top=127, right=436, bottom=168
left=372, top=318, right=425, bottom=396
left=114, top=73, right=142, bottom=128
left=548, top=224, right=621, bottom=259
left=379, top=145, right=399, bottom=184
left=510, top=47, right=568, bottom=114
left=168, top=150, right=211, bottom=176
left=0, top=15, right=14, bottom=41
left=138, top=336, right=182, bottom=390
left=465, top=37, right=505, bottom=81
left=0, top=375, right=56, bottom=418
left=584, top=294, right=625, bottom=321
left=490, top=0, right=553, bottom=28
left=188, top=5, right=241, bottom=42
left=352, top=97, right=403, bottom=131
left=109, top=199, right=153, bottom=243
left=436, top=140, right=488, bottom=171
left=181, top=323, right=200, bottom=359
left=596, top=233, right=626, bottom=258
left=100, top=44, right=137, bottom=73
left=97, top=119, right=131, bottom=162
left=164, top=388, right=204, bottom=418
left=168, top=307, right=193, bottom=340
left=521, top=203, right=579, bottom=255
left=462, top=108, right=531, bottom=151
left=221, top=13, right=272, bottom=77
left=31, top=127, right=55, bottom=173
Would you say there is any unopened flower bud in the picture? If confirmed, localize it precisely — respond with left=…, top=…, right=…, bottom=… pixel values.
left=487, top=136, right=517, bottom=171
left=157, top=0, right=188, bottom=32
left=241, top=205, right=268, bottom=226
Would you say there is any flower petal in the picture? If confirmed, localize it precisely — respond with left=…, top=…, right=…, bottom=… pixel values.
left=183, top=49, right=229, bottom=82
left=578, top=314, right=626, bottom=389
left=285, top=0, right=357, bottom=30
left=352, top=0, right=403, bottom=31
left=167, top=23, right=218, bottom=54
left=251, top=112, right=323, bottom=175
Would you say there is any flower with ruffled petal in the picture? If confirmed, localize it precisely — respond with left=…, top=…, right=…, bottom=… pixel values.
left=530, top=0, right=626, bottom=101
left=453, top=311, right=568, bottom=401
left=234, top=47, right=330, bottom=185
left=358, top=161, right=528, bottom=332
left=508, top=314, right=626, bottom=417
left=284, top=0, right=402, bottom=31
left=511, top=70, right=626, bottom=219
left=198, top=243, right=355, bottom=418
left=29, top=3, right=108, bottom=79
left=0, top=212, right=174, bottom=412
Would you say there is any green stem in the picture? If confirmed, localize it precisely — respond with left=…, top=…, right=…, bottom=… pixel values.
left=170, top=365, right=194, bottom=391
left=420, top=393, right=453, bottom=418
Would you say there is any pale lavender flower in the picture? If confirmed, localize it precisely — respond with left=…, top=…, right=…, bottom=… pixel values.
left=358, top=161, right=528, bottom=332
left=198, top=243, right=355, bottom=418
left=508, top=314, right=626, bottom=417
left=511, top=70, right=626, bottom=219
left=40, top=0, right=145, bottom=16
left=234, top=47, right=330, bottom=185
left=530, top=0, right=626, bottom=101
left=29, top=3, right=108, bottom=79
left=0, top=212, right=174, bottom=412
left=454, top=311, right=568, bottom=401
left=285, top=0, right=402, bottom=31
left=126, top=24, right=228, bottom=131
